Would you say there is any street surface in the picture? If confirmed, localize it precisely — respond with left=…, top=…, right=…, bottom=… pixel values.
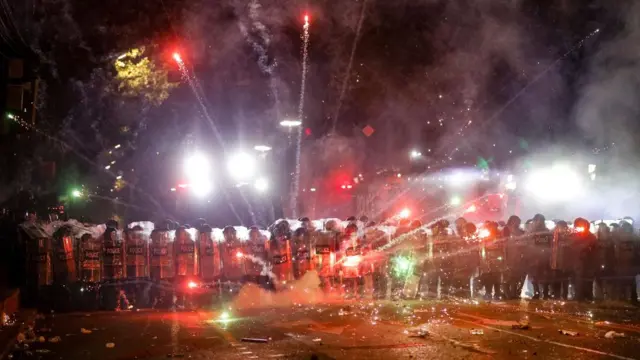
left=8, top=293, right=640, bottom=360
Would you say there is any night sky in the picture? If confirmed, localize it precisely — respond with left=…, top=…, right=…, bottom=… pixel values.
left=1, top=0, right=637, bottom=224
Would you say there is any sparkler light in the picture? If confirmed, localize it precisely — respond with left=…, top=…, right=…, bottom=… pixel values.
left=392, top=255, right=415, bottom=278
left=172, top=52, right=182, bottom=63
left=304, top=14, right=309, bottom=23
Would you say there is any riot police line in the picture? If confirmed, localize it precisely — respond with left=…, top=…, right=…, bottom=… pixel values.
left=18, top=214, right=640, bottom=311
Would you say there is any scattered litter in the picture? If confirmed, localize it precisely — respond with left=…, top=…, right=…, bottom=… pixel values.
left=81, top=328, right=92, bottom=334
left=312, top=338, right=322, bottom=342
left=48, top=336, right=61, bottom=343
left=512, top=320, right=530, bottom=330
left=558, top=330, right=578, bottom=336
left=241, top=338, right=269, bottom=343
left=470, top=329, right=484, bottom=335
left=35, top=349, right=51, bottom=354
left=106, top=342, right=115, bottom=348
left=604, top=331, right=625, bottom=339
left=167, top=354, right=185, bottom=358
left=404, top=326, right=429, bottom=338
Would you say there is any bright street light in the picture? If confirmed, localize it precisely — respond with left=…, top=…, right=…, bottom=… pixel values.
left=254, top=145, right=272, bottom=152
left=227, top=152, right=256, bottom=180
left=410, top=150, right=422, bottom=159
left=254, top=177, right=268, bottom=192
left=280, top=119, right=302, bottom=127
left=185, top=152, right=211, bottom=180
left=525, top=164, right=583, bottom=203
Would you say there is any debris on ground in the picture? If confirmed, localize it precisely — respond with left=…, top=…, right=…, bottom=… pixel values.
left=512, top=320, right=530, bottom=330
left=404, top=326, right=429, bottom=338
left=558, top=330, right=578, bottom=336
left=48, top=336, right=61, bottom=343
left=241, top=338, right=269, bottom=343
left=80, top=328, right=92, bottom=334
left=604, top=331, right=625, bottom=339
left=106, top=342, right=115, bottom=348
left=470, top=329, right=484, bottom=335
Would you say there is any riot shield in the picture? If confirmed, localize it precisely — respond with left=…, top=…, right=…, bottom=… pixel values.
left=102, top=226, right=125, bottom=280
left=197, top=227, right=222, bottom=281
left=174, top=227, right=198, bottom=277
left=150, top=229, right=174, bottom=280
left=21, top=224, right=53, bottom=295
left=78, top=233, right=102, bottom=282
left=52, top=226, right=78, bottom=284
left=125, top=227, right=150, bottom=279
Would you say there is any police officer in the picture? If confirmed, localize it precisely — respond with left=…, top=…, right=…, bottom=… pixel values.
left=504, top=215, right=525, bottom=299
left=550, top=221, right=570, bottom=299
left=594, top=222, right=616, bottom=300
left=480, top=221, right=504, bottom=300
left=613, top=220, right=638, bottom=303
left=529, top=214, right=552, bottom=299
left=571, top=217, right=597, bottom=301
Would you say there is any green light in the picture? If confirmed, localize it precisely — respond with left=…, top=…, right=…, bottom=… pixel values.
left=450, top=196, right=461, bottom=206
left=392, top=255, right=415, bottom=278
left=71, top=189, right=82, bottom=198
left=6, top=113, right=14, bottom=120
left=219, top=311, right=230, bottom=321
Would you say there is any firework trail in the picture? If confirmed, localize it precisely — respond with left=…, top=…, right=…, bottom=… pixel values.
left=290, top=14, right=310, bottom=218
left=238, top=0, right=281, bottom=119
left=445, top=28, right=601, bottom=157
left=331, top=0, right=368, bottom=132
left=173, top=53, right=252, bottom=225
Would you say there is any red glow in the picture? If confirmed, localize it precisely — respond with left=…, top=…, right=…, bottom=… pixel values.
left=172, top=52, right=182, bottom=63
left=346, top=185, right=353, bottom=189
left=398, top=208, right=411, bottom=219
left=478, top=228, right=491, bottom=239
left=187, top=281, right=198, bottom=289
left=575, top=226, right=585, bottom=233
left=177, top=183, right=190, bottom=188
left=466, top=204, right=477, bottom=213
left=304, top=14, right=309, bottom=23
left=341, top=185, right=346, bottom=189
left=236, top=251, right=244, bottom=258
left=304, top=127, right=312, bottom=136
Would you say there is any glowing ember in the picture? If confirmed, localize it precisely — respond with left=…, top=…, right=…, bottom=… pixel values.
left=172, top=52, right=182, bottom=63
left=187, top=281, right=198, bottom=289
left=236, top=251, right=244, bottom=258
left=398, top=208, right=411, bottom=219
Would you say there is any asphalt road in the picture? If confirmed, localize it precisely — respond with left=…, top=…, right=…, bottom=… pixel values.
left=7, top=295, right=640, bottom=360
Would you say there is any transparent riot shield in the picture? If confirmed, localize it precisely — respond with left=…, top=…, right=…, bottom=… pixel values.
left=125, top=227, right=149, bottom=279
left=52, top=226, right=78, bottom=284
left=245, top=228, right=269, bottom=281
left=174, top=227, right=198, bottom=277
left=102, top=226, right=125, bottom=280
left=198, top=226, right=222, bottom=282
left=150, top=229, right=174, bottom=281
left=292, top=229, right=315, bottom=279
left=21, top=224, right=53, bottom=301
left=78, top=233, right=102, bottom=282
